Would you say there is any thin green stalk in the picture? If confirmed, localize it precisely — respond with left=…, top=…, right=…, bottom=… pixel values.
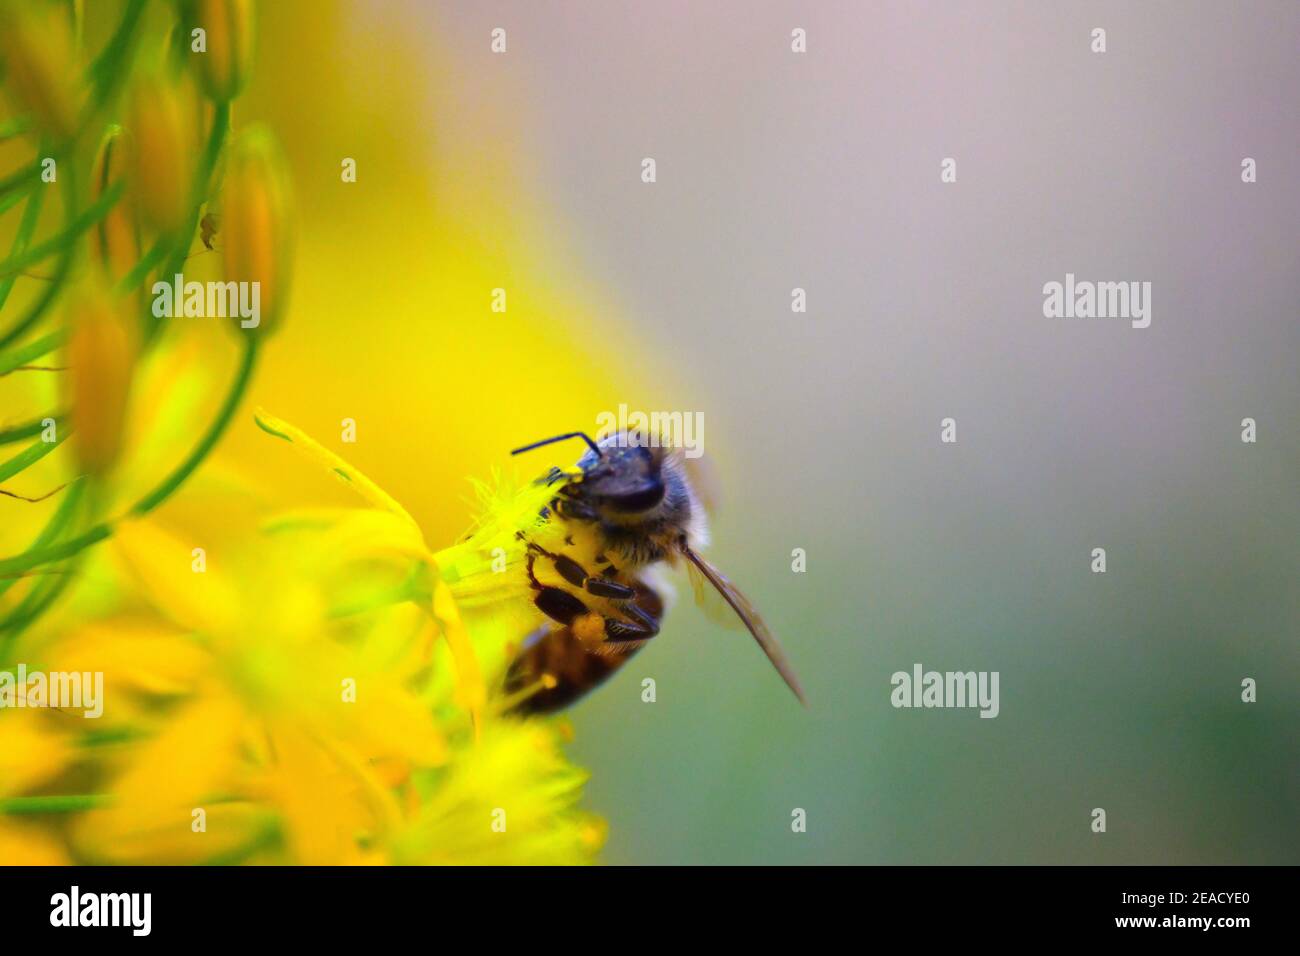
left=0, top=329, right=65, bottom=376
left=0, top=480, right=88, bottom=652
left=0, top=415, right=63, bottom=446
left=0, top=185, right=46, bottom=311
left=87, top=0, right=147, bottom=84
left=0, top=478, right=82, bottom=603
left=0, top=548, right=80, bottom=638
left=0, top=180, right=123, bottom=280
left=0, top=426, right=71, bottom=483
left=0, top=191, right=28, bottom=217
left=0, top=524, right=111, bottom=580
left=132, top=335, right=257, bottom=516
left=115, top=233, right=171, bottom=295
left=0, top=167, right=76, bottom=350
left=0, top=160, right=41, bottom=202
left=0, top=338, right=259, bottom=579
left=77, top=726, right=146, bottom=748
left=0, top=117, right=33, bottom=142
left=0, top=251, right=71, bottom=350
left=0, top=794, right=113, bottom=814
left=81, top=0, right=147, bottom=122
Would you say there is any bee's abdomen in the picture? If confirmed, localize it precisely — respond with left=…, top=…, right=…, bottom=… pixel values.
left=505, top=625, right=639, bottom=715
left=505, top=579, right=665, bottom=714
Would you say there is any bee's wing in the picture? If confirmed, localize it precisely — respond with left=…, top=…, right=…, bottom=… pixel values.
left=681, top=545, right=807, bottom=705
left=687, top=555, right=746, bottom=631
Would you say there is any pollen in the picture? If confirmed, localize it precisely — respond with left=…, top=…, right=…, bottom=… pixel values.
left=573, top=612, right=606, bottom=645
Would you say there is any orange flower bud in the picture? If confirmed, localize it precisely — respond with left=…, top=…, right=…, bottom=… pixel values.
left=64, top=284, right=136, bottom=478
left=221, top=126, right=294, bottom=338
left=90, top=126, right=141, bottom=286
left=0, top=2, right=78, bottom=145
left=125, top=74, right=196, bottom=236
left=183, top=0, right=256, bottom=102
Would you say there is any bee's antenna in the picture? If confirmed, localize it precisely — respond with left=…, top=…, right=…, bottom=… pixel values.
left=511, top=432, right=602, bottom=458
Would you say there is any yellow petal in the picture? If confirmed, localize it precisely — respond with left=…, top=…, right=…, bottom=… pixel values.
left=254, top=409, right=418, bottom=531
left=0, top=821, right=71, bottom=865
left=0, top=711, right=72, bottom=797
left=111, top=518, right=239, bottom=633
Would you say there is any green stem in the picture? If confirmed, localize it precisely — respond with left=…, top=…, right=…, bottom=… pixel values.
left=87, top=0, right=147, bottom=84
left=0, top=338, right=259, bottom=579
left=0, top=794, right=113, bottom=814
left=0, top=184, right=46, bottom=311
left=0, top=191, right=28, bottom=217
left=115, top=234, right=171, bottom=296
left=82, top=0, right=147, bottom=122
left=0, top=414, right=64, bottom=446
left=0, top=117, right=33, bottom=142
left=77, top=726, right=146, bottom=748
left=0, top=167, right=77, bottom=350
left=132, top=335, right=257, bottom=516
left=0, top=479, right=82, bottom=603
left=0, top=160, right=41, bottom=202
left=0, top=426, right=71, bottom=483
left=0, top=329, right=65, bottom=376
left=0, top=254, right=71, bottom=350
left=0, top=546, right=81, bottom=639
left=0, top=180, right=123, bottom=280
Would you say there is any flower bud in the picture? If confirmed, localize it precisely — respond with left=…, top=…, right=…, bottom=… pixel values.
left=64, top=283, right=137, bottom=478
left=0, top=2, right=77, bottom=145
left=183, top=0, right=255, bottom=102
left=125, top=74, right=196, bottom=236
left=221, top=126, right=294, bottom=338
left=90, top=126, right=142, bottom=286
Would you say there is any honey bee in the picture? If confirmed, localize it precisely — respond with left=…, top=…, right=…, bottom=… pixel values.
left=503, top=430, right=805, bottom=713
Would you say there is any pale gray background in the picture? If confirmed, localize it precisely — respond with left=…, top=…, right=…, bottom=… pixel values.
left=391, top=1, right=1298, bottom=863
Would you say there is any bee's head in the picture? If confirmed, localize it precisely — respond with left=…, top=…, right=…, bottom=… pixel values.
left=511, top=430, right=671, bottom=518
left=572, top=433, right=666, bottom=514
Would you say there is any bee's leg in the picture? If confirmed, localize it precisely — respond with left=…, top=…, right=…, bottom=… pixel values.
left=604, top=602, right=660, bottom=642
left=552, top=496, right=600, bottom=522
left=547, top=552, right=636, bottom=601
left=533, top=585, right=592, bottom=628
left=525, top=552, right=545, bottom=590
left=586, top=577, right=636, bottom=599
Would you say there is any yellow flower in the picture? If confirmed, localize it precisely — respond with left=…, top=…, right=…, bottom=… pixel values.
left=125, top=72, right=197, bottom=236
left=90, top=126, right=142, bottom=289
left=183, top=0, right=256, bottom=102
left=4, top=413, right=603, bottom=865
left=0, top=821, right=71, bottom=866
left=0, top=710, right=73, bottom=799
left=65, top=517, right=448, bottom=864
left=62, top=280, right=137, bottom=478
left=390, top=722, right=605, bottom=865
left=0, top=1, right=78, bottom=145
left=221, top=127, right=295, bottom=338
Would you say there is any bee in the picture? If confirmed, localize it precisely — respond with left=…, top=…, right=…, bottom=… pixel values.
left=503, top=430, right=805, bottom=713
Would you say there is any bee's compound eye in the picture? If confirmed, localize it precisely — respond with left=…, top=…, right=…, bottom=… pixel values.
left=604, top=479, right=665, bottom=513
